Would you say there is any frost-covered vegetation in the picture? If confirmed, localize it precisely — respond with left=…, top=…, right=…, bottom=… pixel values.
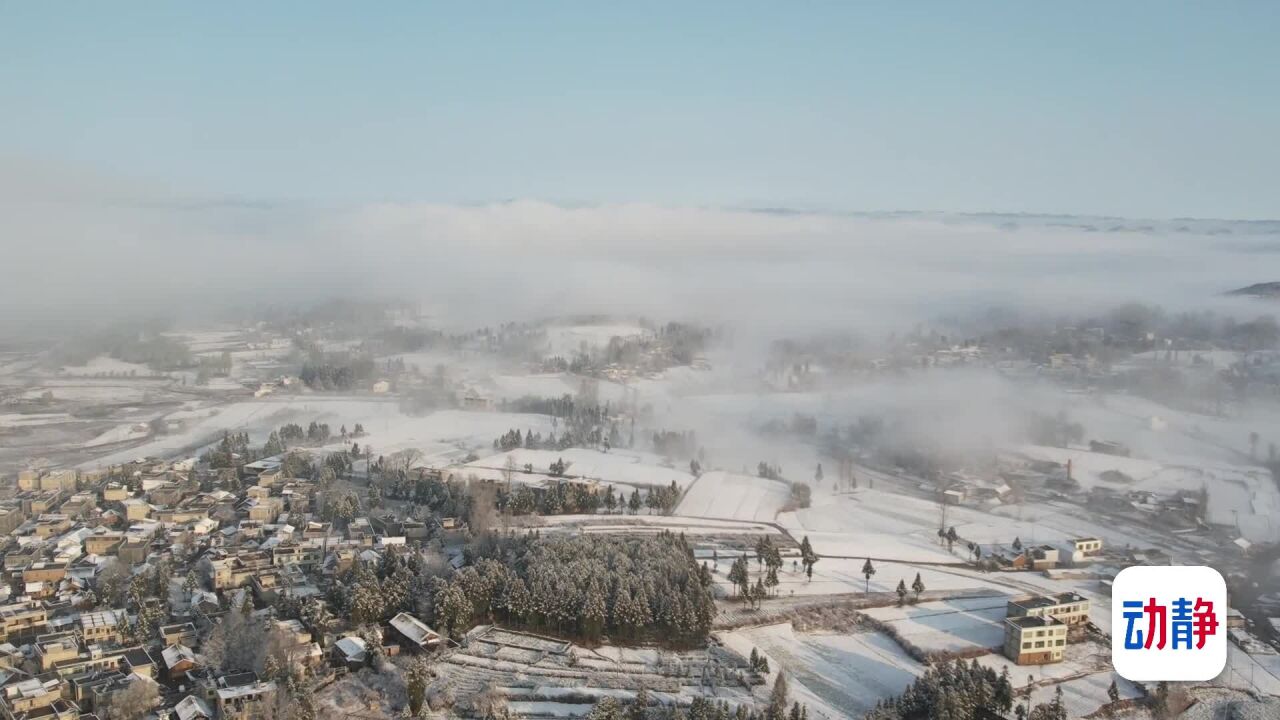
left=434, top=532, right=717, bottom=645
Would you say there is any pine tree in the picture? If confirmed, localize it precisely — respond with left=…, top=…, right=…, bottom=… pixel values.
left=799, top=536, right=819, bottom=580
left=406, top=656, right=432, bottom=715
left=895, top=579, right=908, bottom=605
left=861, top=558, right=876, bottom=593
left=728, top=555, right=750, bottom=600
left=627, top=687, right=649, bottom=720
left=750, top=578, right=767, bottom=610
left=911, top=572, right=925, bottom=602
left=768, top=673, right=789, bottom=720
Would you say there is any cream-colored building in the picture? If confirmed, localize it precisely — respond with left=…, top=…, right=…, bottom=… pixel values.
left=1006, top=592, right=1090, bottom=627
left=1003, top=616, right=1067, bottom=665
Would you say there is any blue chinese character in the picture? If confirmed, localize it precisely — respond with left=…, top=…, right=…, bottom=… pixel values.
left=1171, top=597, right=1193, bottom=649
left=1123, top=599, right=1146, bottom=650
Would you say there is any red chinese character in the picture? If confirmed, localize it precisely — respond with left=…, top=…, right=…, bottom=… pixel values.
left=1193, top=599, right=1218, bottom=649
left=1143, top=597, right=1167, bottom=649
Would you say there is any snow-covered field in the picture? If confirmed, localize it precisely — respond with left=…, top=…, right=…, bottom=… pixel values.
left=777, top=490, right=969, bottom=563
left=166, top=329, right=246, bottom=352
left=709, top=558, right=1002, bottom=600
left=516, top=514, right=783, bottom=537
left=485, top=373, right=584, bottom=401
left=1026, top=670, right=1141, bottom=718
left=83, top=423, right=151, bottom=448
left=21, top=380, right=172, bottom=404
left=779, top=487, right=1177, bottom=564
left=677, top=471, right=791, bottom=522
left=542, top=324, right=650, bottom=357
left=860, top=597, right=1008, bottom=655
left=58, top=356, right=153, bottom=376
left=80, top=398, right=554, bottom=469
left=459, top=448, right=695, bottom=490
left=1015, top=443, right=1280, bottom=543
left=0, top=412, right=74, bottom=428
left=721, top=622, right=923, bottom=719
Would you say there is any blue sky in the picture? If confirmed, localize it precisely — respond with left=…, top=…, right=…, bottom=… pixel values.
left=2, top=2, right=1277, bottom=218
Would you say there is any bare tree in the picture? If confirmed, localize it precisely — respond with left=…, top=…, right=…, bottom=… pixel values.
left=204, top=611, right=263, bottom=672
left=389, top=448, right=424, bottom=475
left=100, top=678, right=159, bottom=720
left=468, top=477, right=499, bottom=535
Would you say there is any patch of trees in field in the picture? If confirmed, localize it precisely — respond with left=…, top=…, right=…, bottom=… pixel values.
left=431, top=531, right=716, bottom=645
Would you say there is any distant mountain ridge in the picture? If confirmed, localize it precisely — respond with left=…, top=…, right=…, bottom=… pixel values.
left=1226, top=282, right=1280, bottom=299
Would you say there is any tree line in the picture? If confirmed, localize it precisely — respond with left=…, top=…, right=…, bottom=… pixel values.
left=866, top=658, right=1067, bottom=720
left=431, top=531, right=716, bottom=645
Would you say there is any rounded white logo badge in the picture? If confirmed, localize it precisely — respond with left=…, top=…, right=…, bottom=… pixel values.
left=1111, top=565, right=1227, bottom=681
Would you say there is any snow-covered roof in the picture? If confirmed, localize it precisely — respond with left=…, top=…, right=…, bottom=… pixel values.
left=162, top=643, right=197, bottom=668
left=334, top=636, right=367, bottom=661
left=174, top=694, right=213, bottom=720
left=216, top=679, right=276, bottom=701
left=389, top=612, right=440, bottom=647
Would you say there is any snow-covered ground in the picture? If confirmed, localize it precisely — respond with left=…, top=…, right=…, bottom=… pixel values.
left=706, top=557, right=1003, bottom=600
left=779, top=487, right=1180, bottom=565
left=860, top=597, right=1008, bottom=655
left=542, top=324, right=650, bottom=357
left=516, top=514, right=783, bottom=538
left=20, top=379, right=172, bottom=404
left=1026, top=670, right=1142, bottom=718
left=779, top=493, right=958, bottom=564
left=677, top=471, right=791, bottom=522
left=0, top=412, right=74, bottom=428
left=83, top=423, right=151, bottom=448
left=79, top=398, right=555, bottom=469
left=459, top=448, right=695, bottom=490
left=1015, top=443, right=1280, bottom=543
left=58, top=356, right=153, bottom=376
left=720, top=622, right=923, bottom=719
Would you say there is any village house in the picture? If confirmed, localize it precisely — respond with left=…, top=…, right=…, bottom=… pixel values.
left=1066, top=537, right=1103, bottom=564
left=78, top=608, right=125, bottom=645
left=162, top=643, right=198, bottom=680
left=332, top=635, right=368, bottom=669
left=213, top=672, right=277, bottom=719
left=0, top=601, right=48, bottom=642
left=102, top=482, right=129, bottom=502
left=1003, top=615, right=1068, bottom=665
left=389, top=612, right=442, bottom=652
left=1006, top=592, right=1091, bottom=641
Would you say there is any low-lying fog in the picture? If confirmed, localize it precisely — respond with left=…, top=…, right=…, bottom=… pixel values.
left=3, top=161, right=1278, bottom=342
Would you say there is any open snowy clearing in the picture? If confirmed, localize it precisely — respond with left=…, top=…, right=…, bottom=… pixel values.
left=83, top=423, right=152, bottom=448
left=0, top=412, right=76, bottom=428
left=21, top=380, right=173, bottom=403
left=677, top=471, right=791, bottom=522
left=720, top=622, right=923, bottom=720
left=542, top=324, right=650, bottom=357
left=780, top=487, right=1180, bottom=564
left=80, top=398, right=555, bottom=468
left=708, top=558, right=1007, bottom=600
left=515, top=513, right=783, bottom=538
left=58, top=356, right=154, bottom=376
left=166, top=329, right=250, bottom=352
left=1026, top=670, right=1142, bottom=718
left=459, top=448, right=695, bottom=490
left=1014, top=443, right=1280, bottom=543
left=860, top=596, right=1008, bottom=655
